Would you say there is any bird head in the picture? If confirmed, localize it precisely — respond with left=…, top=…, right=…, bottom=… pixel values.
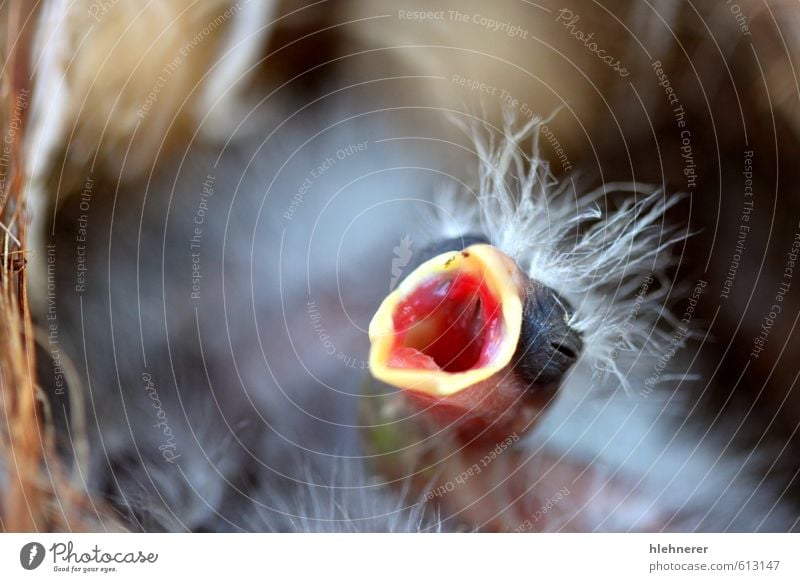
left=366, top=115, right=683, bottom=442
left=369, top=236, right=582, bottom=438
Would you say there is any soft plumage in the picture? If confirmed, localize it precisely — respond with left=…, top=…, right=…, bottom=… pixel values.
left=434, top=113, right=689, bottom=392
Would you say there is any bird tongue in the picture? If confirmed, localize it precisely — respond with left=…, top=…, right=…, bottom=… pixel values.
left=389, top=271, right=502, bottom=373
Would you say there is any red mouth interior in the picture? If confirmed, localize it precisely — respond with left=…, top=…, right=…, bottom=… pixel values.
left=388, top=268, right=505, bottom=373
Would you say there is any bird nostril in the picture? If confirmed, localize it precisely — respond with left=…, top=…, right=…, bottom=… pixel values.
left=551, top=341, right=577, bottom=361
left=515, top=284, right=583, bottom=386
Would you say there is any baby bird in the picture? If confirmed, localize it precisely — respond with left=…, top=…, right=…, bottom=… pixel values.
left=3, top=0, right=799, bottom=533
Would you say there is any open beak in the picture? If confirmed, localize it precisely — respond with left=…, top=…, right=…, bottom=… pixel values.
left=368, top=241, right=581, bottom=438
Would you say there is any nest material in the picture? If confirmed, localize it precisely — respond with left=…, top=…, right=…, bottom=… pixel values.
left=0, top=0, right=120, bottom=533
left=0, top=0, right=40, bottom=532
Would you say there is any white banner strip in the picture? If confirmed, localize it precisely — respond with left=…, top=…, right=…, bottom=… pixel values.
left=1, top=533, right=798, bottom=580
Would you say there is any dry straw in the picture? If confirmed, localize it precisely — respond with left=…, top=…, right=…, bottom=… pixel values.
left=0, top=0, right=120, bottom=532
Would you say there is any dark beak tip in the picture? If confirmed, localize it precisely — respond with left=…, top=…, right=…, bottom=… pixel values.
left=515, top=284, right=583, bottom=385
left=550, top=336, right=580, bottom=364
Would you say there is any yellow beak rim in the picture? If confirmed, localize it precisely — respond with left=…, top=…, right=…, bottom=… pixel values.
left=368, top=244, right=524, bottom=398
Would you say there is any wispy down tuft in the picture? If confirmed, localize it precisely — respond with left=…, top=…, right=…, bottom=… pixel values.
left=434, top=111, right=691, bottom=390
